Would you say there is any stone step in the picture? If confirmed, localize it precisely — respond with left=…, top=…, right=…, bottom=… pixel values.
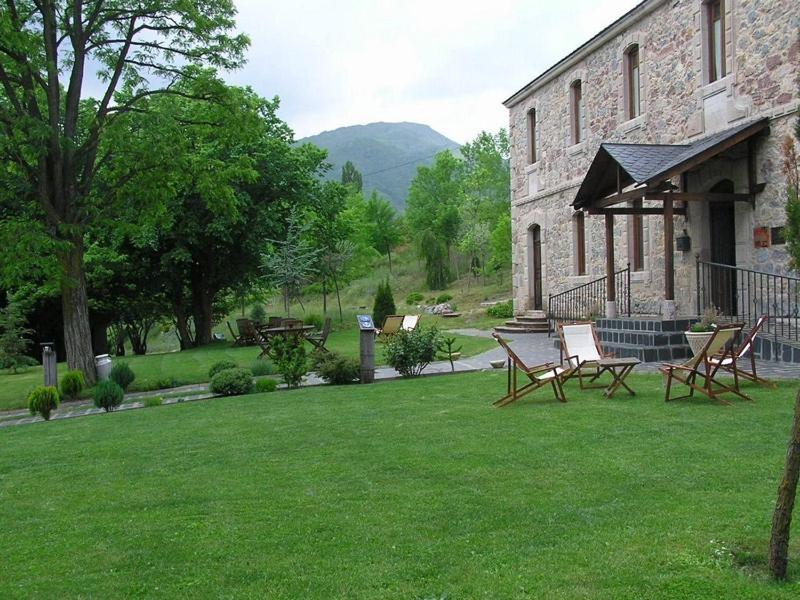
left=514, top=315, right=548, bottom=324
left=522, top=310, right=547, bottom=319
left=495, top=323, right=549, bottom=334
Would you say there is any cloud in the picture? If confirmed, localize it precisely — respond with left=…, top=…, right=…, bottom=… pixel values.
left=226, top=0, right=642, bottom=143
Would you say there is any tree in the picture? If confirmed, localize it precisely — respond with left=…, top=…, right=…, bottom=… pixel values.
left=0, top=294, right=33, bottom=373
left=0, top=1, right=248, bottom=383
left=341, top=161, right=363, bottom=193
left=365, top=192, right=402, bottom=272
left=770, top=118, right=800, bottom=580
left=261, top=210, right=319, bottom=316
left=372, top=280, right=396, bottom=329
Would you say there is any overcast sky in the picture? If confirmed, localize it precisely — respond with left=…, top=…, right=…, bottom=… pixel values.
left=226, top=0, right=642, bottom=144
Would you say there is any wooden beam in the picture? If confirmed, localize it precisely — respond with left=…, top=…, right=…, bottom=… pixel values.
left=589, top=207, right=687, bottom=216
left=605, top=213, right=616, bottom=303
left=593, top=188, right=649, bottom=209
left=645, top=192, right=753, bottom=203
left=664, top=194, right=674, bottom=302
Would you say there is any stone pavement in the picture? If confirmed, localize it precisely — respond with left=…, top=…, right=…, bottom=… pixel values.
left=3, top=331, right=800, bottom=428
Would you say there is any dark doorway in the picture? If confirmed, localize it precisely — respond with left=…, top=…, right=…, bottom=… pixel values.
left=528, top=225, right=543, bottom=310
left=709, top=180, right=737, bottom=315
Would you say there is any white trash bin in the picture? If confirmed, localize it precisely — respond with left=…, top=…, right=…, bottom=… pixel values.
left=95, top=354, right=113, bottom=381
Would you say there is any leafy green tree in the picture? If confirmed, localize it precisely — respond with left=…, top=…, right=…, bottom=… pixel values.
left=0, top=294, right=33, bottom=373
left=0, top=1, right=248, bottom=382
left=771, top=117, right=800, bottom=580
left=488, top=212, right=512, bottom=272
left=341, top=161, right=363, bottom=193
left=365, top=192, right=402, bottom=272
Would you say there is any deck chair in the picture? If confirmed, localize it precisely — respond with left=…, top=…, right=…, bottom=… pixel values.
left=491, top=333, right=567, bottom=407
left=235, top=318, right=259, bottom=346
left=307, top=317, right=332, bottom=352
left=227, top=321, right=243, bottom=346
left=661, top=324, right=751, bottom=404
left=377, top=315, right=404, bottom=339
left=401, top=315, right=420, bottom=331
left=557, top=321, right=612, bottom=389
left=708, top=315, right=775, bottom=388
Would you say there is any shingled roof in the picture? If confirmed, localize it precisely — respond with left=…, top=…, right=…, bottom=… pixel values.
left=573, top=118, right=770, bottom=208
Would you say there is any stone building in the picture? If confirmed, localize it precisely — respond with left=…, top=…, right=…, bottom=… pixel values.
left=504, top=0, right=799, bottom=336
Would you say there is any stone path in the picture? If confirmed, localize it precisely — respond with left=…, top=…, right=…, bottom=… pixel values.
left=4, top=331, right=800, bottom=428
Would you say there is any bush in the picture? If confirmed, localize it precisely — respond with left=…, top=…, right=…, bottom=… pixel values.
left=27, top=386, right=61, bottom=421
left=487, top=300, right=514, bottom=319
left=405, top=292, right=424, bottom=306
left=93, top=380, right=124, bottom=412
left=209, top=360, right=238, bottom=379
left=109, top=362, right=135, bottom=391
left=384, top=327, right=441, bottom=377
left=255, top=378, right=278, bottom=393
left=373, top=279, right=397, bottom=329
left=249, top=304, right=267, bottom=323
left=209, top=368, right=254, bottom=396
left=314, top=351, right=360, bottom=385
left=250, top=359, right=275, bottom=377
left=271, top=336, right=307, bottom=388
left=144, top=396, right=163, bottom=408
left=60, top=370, right=85, bottom=402
left=304, top=313, right=324, bottom=331
left=435, top=293, right=453, bottom=304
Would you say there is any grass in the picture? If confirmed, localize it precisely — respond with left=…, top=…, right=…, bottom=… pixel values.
left=0, top=329, right=495, bottom=412
left=2, top=372, right=800, bottom=597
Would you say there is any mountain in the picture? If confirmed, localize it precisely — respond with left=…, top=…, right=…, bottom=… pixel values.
left=299, top=122, right=460, bottom=211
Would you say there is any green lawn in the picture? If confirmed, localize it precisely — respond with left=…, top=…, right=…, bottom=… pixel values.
left=2, top=372, right=800, bottom=597
left=0, top=329, right=495, bottom=411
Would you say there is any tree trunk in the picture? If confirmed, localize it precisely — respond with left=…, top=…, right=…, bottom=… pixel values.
left=322, top=277, right=328, bottom=315
left=90, top=315, right=110, bottom=356
left=59, top=239, right=97, bottom=385
left=769, top=388, right=800, bottom=579
left=333, top=273, right=343, bottom=322
left=387, top=249, right=392, bottom=273
left=173, top=302, right=194, bottom=350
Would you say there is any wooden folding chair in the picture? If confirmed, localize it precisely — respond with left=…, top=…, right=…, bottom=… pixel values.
left=491, top=333, right=568, bottom=407
left=307, top=317, right=332, bottom=352
left=708, top=315, right=775, bottom=388
left=267, top=316, right=282, bottom=328
left=227, top=321, right=243, bottom=346
left=661, top=324, right=751, bottom=404
left=376, top=315, right=404, bottom=340
left=401, top=315, right=420, bottom=331
left=557, top=321, right=612, bottom=389
left=236, top=318, right=259, bottom=346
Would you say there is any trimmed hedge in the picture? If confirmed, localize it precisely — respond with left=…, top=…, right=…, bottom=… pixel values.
left=27, top=386, right=61, bottom=421
left=210, top=368, right=254, bottom=396
left=93, top=380, right=124, bottom=412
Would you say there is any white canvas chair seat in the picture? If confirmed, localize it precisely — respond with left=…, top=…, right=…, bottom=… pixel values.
left=491, top=333, right=568, bottom=406
left=401, top=315, right=420, bottom=331
left=534, top=366, right=567, bottom=382
left=557, top=321, right=610, bottom=389
left=707, top=316, right=773, bottom=387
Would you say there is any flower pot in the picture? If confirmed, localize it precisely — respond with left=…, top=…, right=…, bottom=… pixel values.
left=490, top=359, right=506, bottom=369
left=685, top=330, right=715, bottom=355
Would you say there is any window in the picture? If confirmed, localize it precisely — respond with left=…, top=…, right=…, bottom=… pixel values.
left=624, top=45, right=641, bottom=119
left=630, top=200, right=644, bottom=271
left=527, top=108, right=537, bottom=164
left=574, top=212, right=586, bottom=275
left=570, top=80, right=584, bottom=144
left=705, top=0, right=725, bottom=82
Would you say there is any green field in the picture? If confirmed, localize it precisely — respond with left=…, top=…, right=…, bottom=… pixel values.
left=0, top=329, right=495, bottom=411
left=2, top=372, right=799, bottom=597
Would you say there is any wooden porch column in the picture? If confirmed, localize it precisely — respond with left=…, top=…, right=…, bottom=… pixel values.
left=605, top=213, right=617, bottom=318
left=663, top=193, right=676, bottom=319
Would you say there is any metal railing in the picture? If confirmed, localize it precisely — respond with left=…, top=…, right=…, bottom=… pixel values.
left=547, top=264, right=631, bottom=335
left=696, top=260, right=800, bottom=343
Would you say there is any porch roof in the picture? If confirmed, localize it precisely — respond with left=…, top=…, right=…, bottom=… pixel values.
left=573, top=118, right=770, bottom=209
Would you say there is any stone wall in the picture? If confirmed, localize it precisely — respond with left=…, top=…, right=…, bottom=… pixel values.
left=507, top=0, right=800, bottom=316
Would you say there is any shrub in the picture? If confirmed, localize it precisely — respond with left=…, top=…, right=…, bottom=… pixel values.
left=271, top=336, right=307, bottom=388
left=209, top=368, right=254, bottom=396
left=304, top=313, right=323, bottom=331
left=249, top=304, right=267, bottom=323
left=144, top=396, right=163, bottom=408
left=405, top=292, right=424, bottom=306
left=93, top=380, right=124, bottom=412
left=27, top=386, right=60, bottom=421
left=314, top=352, right=360, bottom=385
left=255, top=378, right=278, bottom=393
left=435, top=293, right=453, bottom=304
left=384, top=327, right=441, bottom=377
left=250, top=359, right=275, bottom=377
left=109, top=362, right=135, bottom=391
left=209, top=360, right=238, bottom=379
left=373, top=279, right=397, bottom=329
left=60, top=370, right=85, bottom=402
left=487, top=300, right=514, bottom=319
left=156, top=376, right=180, bottom=390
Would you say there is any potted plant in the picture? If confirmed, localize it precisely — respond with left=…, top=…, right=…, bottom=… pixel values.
left=685, top=306, right=720, bottom=355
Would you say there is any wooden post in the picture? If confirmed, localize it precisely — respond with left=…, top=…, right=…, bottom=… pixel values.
left=605, top=213, right=617, bottom=317
left=41, top=343, right=57, bottom=388
left=359, top=329, right=375, bottom=383
left=663, top=193, right=676, bottom=319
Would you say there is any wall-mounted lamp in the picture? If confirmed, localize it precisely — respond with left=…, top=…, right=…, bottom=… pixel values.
left=676, top=229, right=691, bottom=252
